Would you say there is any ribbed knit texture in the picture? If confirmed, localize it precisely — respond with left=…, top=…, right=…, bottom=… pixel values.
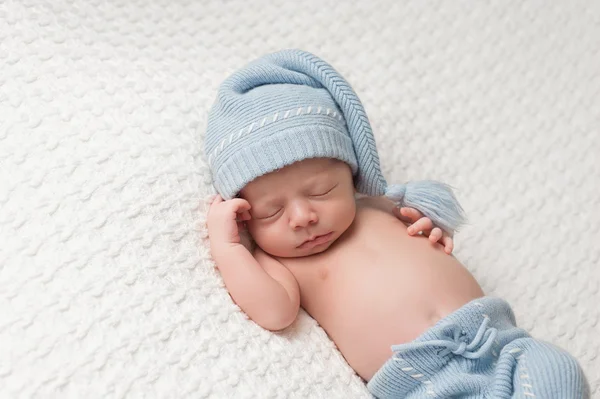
left=205, top=49, right=384, bottom=199
left=367, top=297, right=589, bottom=398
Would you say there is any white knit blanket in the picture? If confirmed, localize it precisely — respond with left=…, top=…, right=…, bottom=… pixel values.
left=1, top=1, right=599, bottom=397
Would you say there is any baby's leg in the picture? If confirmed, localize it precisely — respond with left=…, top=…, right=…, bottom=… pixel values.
left=492, top=338, right=589, bottom=399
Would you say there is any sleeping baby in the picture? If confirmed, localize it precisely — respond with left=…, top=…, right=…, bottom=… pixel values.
left=204, top=49, right=588, bottom=398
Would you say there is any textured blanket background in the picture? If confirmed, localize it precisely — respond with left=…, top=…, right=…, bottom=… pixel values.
left=1, top=0, right=599, bottom=397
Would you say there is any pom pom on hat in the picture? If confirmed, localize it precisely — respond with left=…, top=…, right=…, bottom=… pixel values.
left=385, top=182, right=467, bottom=233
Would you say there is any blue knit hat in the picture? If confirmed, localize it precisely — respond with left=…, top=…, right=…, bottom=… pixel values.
left=205, top=49, right=465, bottom=233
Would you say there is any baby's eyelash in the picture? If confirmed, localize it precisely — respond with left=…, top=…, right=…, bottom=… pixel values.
left=312, top=184, right=338, bottom=197
left=255, top=185, right=338, bottom=218
left=257, top=208, right=282, bottom=219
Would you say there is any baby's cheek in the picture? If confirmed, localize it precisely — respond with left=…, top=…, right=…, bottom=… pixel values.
left=248, top=223, right=275, bottom=249
left=333, top=197, right=356, bottom=227
left=246, top=221, right=261, bottom=241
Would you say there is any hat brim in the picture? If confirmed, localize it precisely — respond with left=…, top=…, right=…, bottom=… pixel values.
left=213, top=124, right=359, bottom=199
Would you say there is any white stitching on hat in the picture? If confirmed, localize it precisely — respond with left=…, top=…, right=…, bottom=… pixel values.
left=209, top=105, right=345, bottom=165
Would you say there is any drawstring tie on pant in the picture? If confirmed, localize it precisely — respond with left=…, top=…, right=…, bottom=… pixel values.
left=392, top=316, right=498, bottom=359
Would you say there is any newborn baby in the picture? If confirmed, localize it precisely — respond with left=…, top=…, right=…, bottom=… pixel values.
left=208, top=157, right=483, bottom=381
left=205, top=49, right=587, bottom=398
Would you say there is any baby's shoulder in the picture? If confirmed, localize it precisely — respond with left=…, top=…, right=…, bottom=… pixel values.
left=355, top=194, right=397, bottom=214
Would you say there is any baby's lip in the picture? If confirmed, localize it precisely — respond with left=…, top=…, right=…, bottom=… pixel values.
left=297, top=232, right=334, bottom=248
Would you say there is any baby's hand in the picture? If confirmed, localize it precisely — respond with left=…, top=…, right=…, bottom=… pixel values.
left=207, top=195, right=252, bottom=247
left=392, top=207, right=454, bottom=254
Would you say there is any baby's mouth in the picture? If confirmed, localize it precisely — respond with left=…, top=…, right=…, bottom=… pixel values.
left=297, top=232, right=334, bottom=249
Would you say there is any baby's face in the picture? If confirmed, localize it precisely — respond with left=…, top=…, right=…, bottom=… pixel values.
left=240, top=158, right=356, bottom=258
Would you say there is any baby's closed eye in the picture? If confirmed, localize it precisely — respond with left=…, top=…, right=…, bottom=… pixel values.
left=310, top=183, right=338, bottom=197
left=252, top=208, right=282, bottom=219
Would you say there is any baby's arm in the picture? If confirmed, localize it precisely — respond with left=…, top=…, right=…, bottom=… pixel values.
left=207, top=195, right=300, bottom=331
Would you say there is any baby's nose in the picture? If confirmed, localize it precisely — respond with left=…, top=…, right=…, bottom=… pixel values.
left=289, top=201, right=318, bottom=229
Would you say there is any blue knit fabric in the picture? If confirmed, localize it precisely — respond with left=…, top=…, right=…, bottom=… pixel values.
left=205, top=49, right=376, bottom=197
left=205, top=49, right=466, bottom=232
left=367, top=297, right=589, bottom=399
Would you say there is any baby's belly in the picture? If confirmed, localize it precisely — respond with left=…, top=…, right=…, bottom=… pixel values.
left=283, top=206, right=484, bottom=381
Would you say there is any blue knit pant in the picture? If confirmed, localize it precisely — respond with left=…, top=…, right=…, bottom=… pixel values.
left=367, top=297, right=589, bottom=398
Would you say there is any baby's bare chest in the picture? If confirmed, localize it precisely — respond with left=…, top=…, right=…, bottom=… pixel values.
left=280, top=205, right=476, bottom=314
left=281, top=206, right=439, bottom=297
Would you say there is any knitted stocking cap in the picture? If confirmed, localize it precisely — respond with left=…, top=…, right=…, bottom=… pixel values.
left=205, top=49, right=466, bottom=233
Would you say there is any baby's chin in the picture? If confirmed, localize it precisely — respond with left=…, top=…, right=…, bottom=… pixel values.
left=295, top=244, right=331, bottom=257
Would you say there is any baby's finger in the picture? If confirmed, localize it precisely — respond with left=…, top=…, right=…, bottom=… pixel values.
left=400, top=207, right=423, bottom=223
left=442, top=235, right=454, bottom=254
left=238, top=210, right=252, bottom=221
left=429, top=227, right=443, bottom=243
left=392, top=207, right=411, bottom=223
left=212, top=194, right=223, bottom=204
left=407, top=217, right=434, bottom=235
left=228, top=198, right=252, bottom=213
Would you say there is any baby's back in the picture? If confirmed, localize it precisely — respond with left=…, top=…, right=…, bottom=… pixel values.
left=278, top=196, right=484, bottom=381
